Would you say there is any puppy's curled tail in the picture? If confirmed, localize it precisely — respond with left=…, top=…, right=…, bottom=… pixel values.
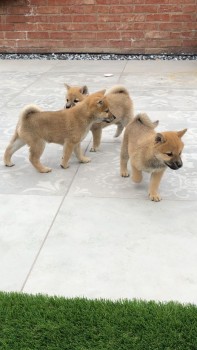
left=135, top=113, right=159, bottom=129
left=105, top=85, right=130, bottom=96
left=19, top=104, right=42, bottom=122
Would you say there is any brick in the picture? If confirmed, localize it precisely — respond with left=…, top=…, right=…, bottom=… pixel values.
left=5, top=31, right=26, bottom=39
left=96, top=0, right=119, bottom=4
left=159, top=5, right=183, bottom=13
left=38, top=6, right=61, bottom=14
left=97, top=31, right=121, bottom=39
left=7, top=6, right=35, bottom=15
left=6, top=15, right=27, bottom=23
left=0, top=40, right=17, bottom=48
left=0, top=23, right=15, bottom=31
left=182, top=39, right=197, bottom=47
left=28, top=32, right=50, bottom=39
left=30, top=0, right=49, bottom=4
left=134, top=22, right=158, bottom=30
left=15, top=23, right=38, bottom=31
left=93, top=5, right=110, bottom=13
left=145, top=31, right=170, bottom=39
left=72, top=31, right=97, bottom=39
left=159, top=22, right=182, bottom=31
left=182, top=5, right=197, bottom=12
left=110, top=5, right=135, bottom=14
left=145, top=0, right=168, bottom=3
left=61, top=6, right=84, bottom=14
left=97, top=14, right=121, bottom=22
left=170, top=14, right=196, bottom=22
left=122, top=14, right=145, bottom=22
left=49, top=32, right=73, bottom=40
left=108, top=40, right=132, bottom=48
left=146, top=14, right=170, bottom=21
left=72, top=14, right=97, bottom=22
left=121, top=31, right=144, bottom=39
left=170, top=31, right=196, bottom=39
left=134, top=5, right=159, bottom=13
left=169, top=0, right=196, bottom=4
left=97, top=22, right=128, bottom=31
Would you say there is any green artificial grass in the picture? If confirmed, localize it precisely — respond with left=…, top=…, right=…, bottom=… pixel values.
left=0, top=292, right=197, bottom=350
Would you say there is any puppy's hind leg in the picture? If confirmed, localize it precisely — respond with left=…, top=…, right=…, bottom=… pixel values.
left=114, top=122, right=124, bottom=138
left=29, top=139, right=51, bottom=173
left=4, top=130, right=26, bottom=167
left=74, top=143, right=91, bottom=164
left=120, top=133, right=129, bottom=177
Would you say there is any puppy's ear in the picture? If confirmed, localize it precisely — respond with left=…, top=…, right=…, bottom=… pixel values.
left=80, top=85, right=89, bottom=95
left=64, top=83, right=70, bottom=90
left=177, top=128, right=187, bottom=138
left=153, top=120, right=159, bottom=128
left=155, top=133, right=165, bottom=143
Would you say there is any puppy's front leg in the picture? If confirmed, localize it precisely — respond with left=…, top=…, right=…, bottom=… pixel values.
left=61, top=142, right=75, bottom=169
left=149, top=170, right=165, bottom=202
left=74, top=143, right=91, bottom=163
left=90, top=125, right=102, bottom=152
left=131, top=165, right=142, bottom=183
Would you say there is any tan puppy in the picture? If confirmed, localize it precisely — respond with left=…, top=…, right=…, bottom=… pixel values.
left=64, top=84, right=89, bottom=108
left=64, top=84, right=134, bottom=152
left=4, top=91, right=115, bottom=173
left=120, top=113, right=187, bottom=202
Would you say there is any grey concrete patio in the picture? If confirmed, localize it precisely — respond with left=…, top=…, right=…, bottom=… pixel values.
left=0, top=59, right=197, bottom=304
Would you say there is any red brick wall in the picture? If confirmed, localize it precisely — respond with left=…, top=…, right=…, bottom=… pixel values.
left=0, top=0, right=196, bottom=54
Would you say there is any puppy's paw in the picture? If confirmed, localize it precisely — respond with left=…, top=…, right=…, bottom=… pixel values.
left=60, top=163, right=69, bottom=169
left=90, top=147, right=97, bottom=152
left=121, top=170, right=129, bottom=177
left=149, top=193, right=162, bottom=202
left=80, top=157, right=91, bottom=163
left=5, top=162, right=15, bottom=167
left=40, top=167, right=52, bottom=173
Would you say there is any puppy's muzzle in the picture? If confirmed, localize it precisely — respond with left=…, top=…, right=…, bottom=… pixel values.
left=165, top=159, right=183, bottom=170
left=103, top=113, right=116, bottom=124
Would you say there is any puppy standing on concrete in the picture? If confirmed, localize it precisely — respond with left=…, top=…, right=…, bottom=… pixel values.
left=120, top=113, right=187, bottom=202
left=4, top=91, right=115, bottom=173
left=65, top=84, right=134, bottom=152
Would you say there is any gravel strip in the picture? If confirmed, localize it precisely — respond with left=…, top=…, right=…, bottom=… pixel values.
left=0, top=53, right=196, bottom=60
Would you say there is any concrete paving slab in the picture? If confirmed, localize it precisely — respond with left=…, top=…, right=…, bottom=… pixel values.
left=23, top=197, right=197, bottom=304
left=0, top=194, right=62, bottom=291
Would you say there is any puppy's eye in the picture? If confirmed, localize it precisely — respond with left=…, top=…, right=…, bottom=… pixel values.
left=165, top=152, right=173, bottom=157
left=66, top=99, right=69, bottom=102
left=74, top=99, right=79, bottom=103
left=105, top=109, right=109, bottom=113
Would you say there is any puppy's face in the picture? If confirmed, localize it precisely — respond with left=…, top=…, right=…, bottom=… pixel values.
left=154, top=129, right=187, bottom=170
left=88, top=93, right=116, bottom=124
left=64, top=84, right=88, bottom=109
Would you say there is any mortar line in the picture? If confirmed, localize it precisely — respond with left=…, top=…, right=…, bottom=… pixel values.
left=20, top=139, right=91, bottom=292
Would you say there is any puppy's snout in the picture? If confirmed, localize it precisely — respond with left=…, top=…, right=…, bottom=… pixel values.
left=176, top=159, right=183, bottom=168
left=167, top=159, right=183, bottom=170
left=65, top=103, right=71, bottom=109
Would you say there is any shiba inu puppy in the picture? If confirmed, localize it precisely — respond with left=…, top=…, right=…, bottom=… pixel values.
left=64, top=84, right=134, bottom=151
left=64, top=84, right=89, bottom=109
left=120, top=113, right=187, bottom=202
left=4, top=91, right=115, bottom=173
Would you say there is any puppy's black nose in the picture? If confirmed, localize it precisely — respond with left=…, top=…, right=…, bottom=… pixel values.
left=176, top=160, right=183, bottom=168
